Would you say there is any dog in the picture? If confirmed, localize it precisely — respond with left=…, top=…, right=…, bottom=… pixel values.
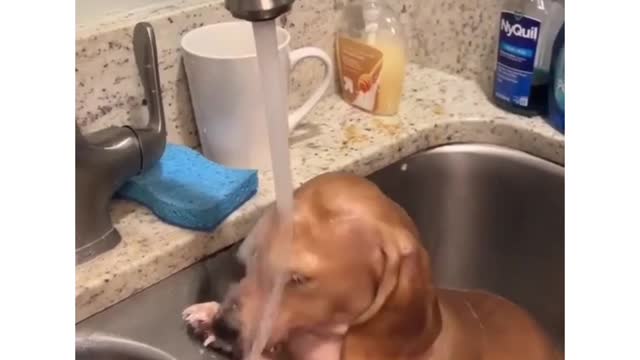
left=183, top=172, right=561, bottom=360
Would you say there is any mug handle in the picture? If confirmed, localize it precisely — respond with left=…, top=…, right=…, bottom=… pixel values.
left=287, top=47, right=333, bottom=131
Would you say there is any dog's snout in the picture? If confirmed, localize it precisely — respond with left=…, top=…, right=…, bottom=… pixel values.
left=212, top=309, right=245, bottom=359
left=212, top=313, right=240, bottom=342
left=212, top=300, right=243, bottom=349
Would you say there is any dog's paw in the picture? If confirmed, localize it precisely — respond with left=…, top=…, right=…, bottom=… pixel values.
left=182, top=301, right=220, bottom=334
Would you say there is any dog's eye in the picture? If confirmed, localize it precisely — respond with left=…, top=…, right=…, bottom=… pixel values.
left=288, top=273, right=310, bottom=287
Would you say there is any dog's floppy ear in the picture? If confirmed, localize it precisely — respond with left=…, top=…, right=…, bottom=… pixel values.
left=351, top=222, right=415, bottom=325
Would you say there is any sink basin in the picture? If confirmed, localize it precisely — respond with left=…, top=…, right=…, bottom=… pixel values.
left=368, top=144, right=564, bottom=348
left=76, top=333, right=177, bottom=360
left=77, top=143, right=564, bottom=359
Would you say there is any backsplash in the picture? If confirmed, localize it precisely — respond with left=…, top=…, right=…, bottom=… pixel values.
left=410, top=0, right=505, bottom=92
left=76, top=0, right=504, bottom=148
left=76, top=0, right=198, bottom=27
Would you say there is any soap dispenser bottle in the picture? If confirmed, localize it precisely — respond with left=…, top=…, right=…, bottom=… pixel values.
left=335, top=0, right=407, bottom=116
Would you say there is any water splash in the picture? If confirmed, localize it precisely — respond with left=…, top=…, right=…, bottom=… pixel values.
left=245, top=19, right=294, bottom=360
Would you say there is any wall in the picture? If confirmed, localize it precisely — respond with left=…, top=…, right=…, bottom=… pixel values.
left=76, top=0, right=505, bottom=149
left=76, top=0, right=341, bottom=148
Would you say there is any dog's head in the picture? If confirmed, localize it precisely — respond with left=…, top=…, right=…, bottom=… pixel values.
left=212, top=173, right=436, bottom=358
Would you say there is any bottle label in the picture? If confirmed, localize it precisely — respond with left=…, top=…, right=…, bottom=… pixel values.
left=336, top=35, right=384, bottom=112
left=494, top=11, right=541, bottom=107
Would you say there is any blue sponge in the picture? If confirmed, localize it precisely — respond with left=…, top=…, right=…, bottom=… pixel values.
left=116, top=144, right=258, bottom=231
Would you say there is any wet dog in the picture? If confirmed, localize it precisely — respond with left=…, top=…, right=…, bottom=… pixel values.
left=183, top=172, right=561, bottom=360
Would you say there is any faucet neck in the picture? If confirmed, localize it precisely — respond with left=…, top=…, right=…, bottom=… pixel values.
left=132, top=22, right=168, bottom=172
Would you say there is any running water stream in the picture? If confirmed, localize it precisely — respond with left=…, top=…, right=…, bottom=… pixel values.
left=245, top=19, right=295, bottom=360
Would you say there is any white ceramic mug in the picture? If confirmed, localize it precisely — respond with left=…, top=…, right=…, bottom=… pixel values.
left=181, top=21, right=333, bottom=170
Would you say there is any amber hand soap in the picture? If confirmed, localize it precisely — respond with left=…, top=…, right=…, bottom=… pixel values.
left=335, top=0, right=407, bottom=116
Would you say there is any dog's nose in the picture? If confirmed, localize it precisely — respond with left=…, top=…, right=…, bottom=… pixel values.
left=212, top=313, right=240, bottom=343
left=211, top=311, right=244, bottom=359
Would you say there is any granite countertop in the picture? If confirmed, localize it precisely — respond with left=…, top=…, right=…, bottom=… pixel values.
left=76, top=63, right=564, bottom=322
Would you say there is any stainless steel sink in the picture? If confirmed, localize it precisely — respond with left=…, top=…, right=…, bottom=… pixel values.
left=368, top=144, right=564, bottom=348
left=76, top=333, right=178, bottom=360
left=76, top=143, right=564, bottom=359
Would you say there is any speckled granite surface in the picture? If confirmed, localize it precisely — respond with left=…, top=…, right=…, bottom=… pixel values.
left=76, top=63, right=564, bottom=322
left=76, top=0, right=339, bottom=148
left=76, top=0, right=507, bottom=147
left=408, top=0, right=506, bottom=93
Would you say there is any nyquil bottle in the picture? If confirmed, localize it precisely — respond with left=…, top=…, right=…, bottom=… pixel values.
left=492, top=0, right=564, bottom=116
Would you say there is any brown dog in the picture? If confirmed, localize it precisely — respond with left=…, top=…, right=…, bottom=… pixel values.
left=183, top=172, right=561, bottom=360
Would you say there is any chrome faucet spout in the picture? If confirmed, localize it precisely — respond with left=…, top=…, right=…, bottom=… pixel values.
left=224, top=0, right=295, bottom=21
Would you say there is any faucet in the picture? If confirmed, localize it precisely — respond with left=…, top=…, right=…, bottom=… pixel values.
left=76, top=22, right=167, bottom=265
left=224, top=0, right=295, bottom=21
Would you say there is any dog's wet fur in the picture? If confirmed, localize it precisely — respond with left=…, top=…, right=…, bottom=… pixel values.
left=183, top=172, right=562, bottom=360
